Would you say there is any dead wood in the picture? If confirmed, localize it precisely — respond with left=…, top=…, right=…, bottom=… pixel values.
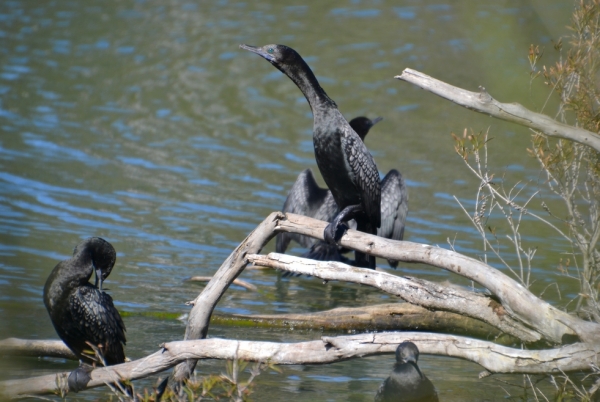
left=173, top=211, right=600, bottom=386
left=394, top=68, right=600, bottom=153
left=172, top=212, right=282, bottom=382
left=2, top=333, right=598, bottom=399
left=248, top=253, right=538, bottom=342
left=211, top=303, right=517, bottom=343
left=275, top=214, right=600, bottom=344
left=0, top=338, right=76, bottom=360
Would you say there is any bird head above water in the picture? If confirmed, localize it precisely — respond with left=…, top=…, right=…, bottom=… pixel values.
left=396, top=341, right=419, bottom=365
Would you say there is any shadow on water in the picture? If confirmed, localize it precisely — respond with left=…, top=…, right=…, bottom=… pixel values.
left=0, top=0, right=580, bottom=400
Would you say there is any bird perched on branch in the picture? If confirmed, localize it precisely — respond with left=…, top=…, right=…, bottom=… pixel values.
left=43, top=237, right=126, bottom=392
left=276, top=116, right=408, bottom=268
left=375, top=342, right=439, bottom=402
left=241, top=43, right=381, bottom=269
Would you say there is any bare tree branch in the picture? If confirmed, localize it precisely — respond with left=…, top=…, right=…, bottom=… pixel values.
left=248, top=253, right=540, bottom=342
left=395, top=68, right=600, bottom=153
left=173, top=212, right=282, bottom=382
left=276, top=213, right=600, bottom=344
left=212, top=303, right=516, bottom=342
left=171, top=210, right=600, bottom=384
left=2, top=334, right=597, bottom=399
left=0, top=338, right=76, bottom=360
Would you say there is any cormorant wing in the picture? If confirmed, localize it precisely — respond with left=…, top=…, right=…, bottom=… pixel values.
left=374, top=376, right=394, bottom=402
left=70, top=286, right=126, bottom=364
left=341, top=127, right=381, bottom=229
left=276, top=169, right=332, bottom=251
left=379, top=169, right=408, bottom=241
left=379, top=169, right=408, bottom=268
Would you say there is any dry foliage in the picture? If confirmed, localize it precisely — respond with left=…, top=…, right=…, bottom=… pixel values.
left=530, top=0, right=600, bottom=321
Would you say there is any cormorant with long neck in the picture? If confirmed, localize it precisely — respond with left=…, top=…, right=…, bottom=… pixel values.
left=43, top=237, right=126, bottom=392
left=241, top=44, right=381, bottom=269
left=375, top=342, right=439, bottom=402
left=276, top=116, right=408, bottom=268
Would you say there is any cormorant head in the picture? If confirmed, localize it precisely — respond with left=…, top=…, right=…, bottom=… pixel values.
left=240, top=44, right=299, bottom=64
left=240, top=43, right=335, bottom=108
left=396, top=341, right=419, bottom=365
left=239, top=44, right=312, bottom=79
left=349, top=116, right=383, bottom=141
left=74, top=237, right=116, bottom=290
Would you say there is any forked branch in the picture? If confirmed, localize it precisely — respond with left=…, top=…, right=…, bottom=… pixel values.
left=248, top=253, right=539, bottom=342
left=395, top=68, right=600, bottom=153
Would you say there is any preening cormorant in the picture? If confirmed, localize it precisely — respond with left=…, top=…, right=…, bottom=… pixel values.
left=241, top=43, right=381, bottom=269
left=276, top=116, right=408, bottom=268
left=43, top=237, right=126, bottom=391
left=374, top=342, right=439, bottom=402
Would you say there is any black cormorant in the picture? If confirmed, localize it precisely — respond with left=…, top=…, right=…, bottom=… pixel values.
left=276, top=117, right=408, bottom=268
left=240, top=44, right=381, bottom=269
left=374, top=342, right=439, bottom=402
left=43, top=237, right=126, bottom=391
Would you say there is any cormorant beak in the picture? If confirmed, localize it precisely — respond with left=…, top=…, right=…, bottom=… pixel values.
left=371, top=117, right=383, bottom=127
left=93, top=262, right=104, bottom=291
left=412, top=362, right=424, bottom=380
left=240, top=44, right=275, bottom=62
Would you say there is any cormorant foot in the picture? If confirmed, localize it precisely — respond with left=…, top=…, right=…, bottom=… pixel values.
left=68, top=364, right=93, bottom=392
left=324, top=221, right=348, bottom=245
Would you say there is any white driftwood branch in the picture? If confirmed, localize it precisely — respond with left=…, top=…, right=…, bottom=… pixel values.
left=247, top=253, right=539, bottom=342
left=173, top=212, right=282, bottom=381
left=395, top=68, right=600, bottom=153
left=2, top=333, right=597, bottom=399
left=172, top=211, right=600, bottom=384
left=0, top=338, right=76, bottom=360
left=276, top=214, right=600, bottom=344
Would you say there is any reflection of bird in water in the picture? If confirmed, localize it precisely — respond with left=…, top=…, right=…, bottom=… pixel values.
left=241, top=43, right=381, bottom=269
left=43, top=237, right=127, bottom=392
left=374, top=342, right=439, bottom=402
left=275, top=116, right=408, bottom=268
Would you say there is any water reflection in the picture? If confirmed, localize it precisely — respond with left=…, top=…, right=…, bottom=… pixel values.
left=0, top=0, right=575, bottom=400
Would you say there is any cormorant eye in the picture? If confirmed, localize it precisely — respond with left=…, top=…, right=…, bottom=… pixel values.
left=267, top=48, right=274, bottom=54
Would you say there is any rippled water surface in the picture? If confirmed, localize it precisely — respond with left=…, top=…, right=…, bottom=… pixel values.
left=0, top=0, right=578, bottom=400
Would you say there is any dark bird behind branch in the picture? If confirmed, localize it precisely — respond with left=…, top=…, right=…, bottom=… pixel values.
left=241, top=43, right=381, bottom=269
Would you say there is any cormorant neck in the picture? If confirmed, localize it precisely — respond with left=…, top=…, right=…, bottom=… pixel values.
left=72, top=248, right=96, bottom=283
left=275, top=58, right=337, bottom=112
